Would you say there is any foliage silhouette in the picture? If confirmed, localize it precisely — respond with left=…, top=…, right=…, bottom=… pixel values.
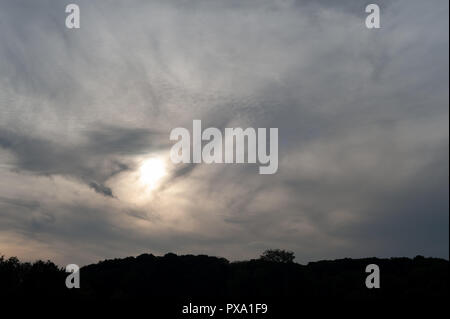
left=260, top=249, right=295, bottom=263
left=0, top=253, right=448, bottom=300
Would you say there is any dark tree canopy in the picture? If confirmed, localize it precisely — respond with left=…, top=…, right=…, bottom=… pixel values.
left=260, top=249, right=295, bottom=263
left=0, top=253, right=448, bottom=301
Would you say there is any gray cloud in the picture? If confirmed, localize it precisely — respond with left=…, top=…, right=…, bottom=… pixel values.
left=88, top=181, right=114, bottom=198
left=0, top=0, right=448, bottom=265
left=0, top=125, right=167, bottom=183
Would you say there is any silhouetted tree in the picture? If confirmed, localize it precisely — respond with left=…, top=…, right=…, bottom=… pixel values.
left=260, top=249, right=295, bottom=263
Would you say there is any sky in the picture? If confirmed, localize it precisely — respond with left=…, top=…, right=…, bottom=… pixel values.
left=0, top=0, right=448, bottom=266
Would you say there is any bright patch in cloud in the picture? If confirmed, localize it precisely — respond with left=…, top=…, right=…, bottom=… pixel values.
left=139, top=158, right=167, bottom=190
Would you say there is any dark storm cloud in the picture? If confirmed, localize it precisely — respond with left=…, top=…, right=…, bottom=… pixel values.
left=0, top=0, right=448, bottom=265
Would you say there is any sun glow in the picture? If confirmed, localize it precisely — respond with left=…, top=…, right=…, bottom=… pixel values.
left=139, top=158, right=167, bottom=190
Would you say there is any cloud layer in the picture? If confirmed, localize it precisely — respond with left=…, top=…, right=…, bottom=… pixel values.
left=0, top=0, right=448, bottom=265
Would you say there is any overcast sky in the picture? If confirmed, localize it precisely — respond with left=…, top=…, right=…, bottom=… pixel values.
left=0, top=0, right=448, bottom=266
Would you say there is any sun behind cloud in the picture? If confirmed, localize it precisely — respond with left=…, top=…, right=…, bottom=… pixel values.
left=139, top=158, right=167, bottom=190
